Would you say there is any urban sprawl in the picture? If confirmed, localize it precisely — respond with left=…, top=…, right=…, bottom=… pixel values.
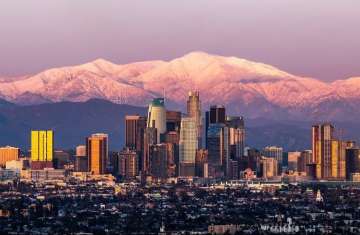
left=1, top=91, right=360, bottom=234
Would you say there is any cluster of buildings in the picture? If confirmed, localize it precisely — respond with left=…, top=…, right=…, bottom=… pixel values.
left=2, top=92, right=360, bottom=184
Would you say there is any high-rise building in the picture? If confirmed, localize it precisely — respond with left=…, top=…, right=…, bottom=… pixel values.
left=0, top=146, right=20, bottom=167
left=150, top=143, right=171, bottom=179
left=147, top=98, right=166, bottom=143
left=179, top=117, right=198, bottom=177
left=226, top=116, right=245, bottom=159
left=143, top=127, right=157, bottom=173
left=261, top=157, right=278, bottom=179
left=298, top=150, right=312, bottom=173
left=207, top=123, right=229, bottom=178
left=287, top=151, right=301, bottom=172
left=187, top=91, right=202, bottom=147
left=31, top=130, right=54, bottom=170
left=75, top=145, right=88, bottom=172
left=205, top=105, right=226, bottom=148
left=195, top=149, right=208, bottom=177
left=118, top=148, right=138, bottom=179
left=263, top=146, right=283, bottom=175
left=125, top=115, right=146, bottom=151
left=53, top=150, right=70, bottom=169
left=346, top=148, right=360, bottom=180
left=312, top=123, right=334, bottom=179
left=86, top=133, right=108, bottom=175
left=331, top=140, right=346, bottom=180
left=166, top=111, right=181, bottom=132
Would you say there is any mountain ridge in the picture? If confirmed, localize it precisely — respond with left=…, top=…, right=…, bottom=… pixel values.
left=0, top=51, right=359, bottom=121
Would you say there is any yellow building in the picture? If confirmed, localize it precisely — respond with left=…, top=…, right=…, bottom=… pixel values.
left=331, top=140, right=346, bottom=180
left=0, top=146, right=20, bottom=167
left=31, top=130, right=53, bottom=169
left=86, top=133, right=108, bottom=175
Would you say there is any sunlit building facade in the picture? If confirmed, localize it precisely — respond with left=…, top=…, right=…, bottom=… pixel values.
left=86, top=133, right=108, bottom=175
left=31, top=130, right=54, bottom=170
left=179, top=117, right=198, bottom=177
left=0, top=146, right=20, bottom=167
left=147, top=98, right=166, bottom=143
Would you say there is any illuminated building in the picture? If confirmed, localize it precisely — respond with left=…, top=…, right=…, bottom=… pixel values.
left=261, top=157, right=278, bottom=179
left=262, top=146, right=283, bottom=175
left=86, top=133, right=108, bottom=175
left=118, top=148, right=138, bottom=179
left=0, top=146, right=20, bottom=167
left=330, top=140, right=346, bottom=180
left=31, top=130, right=54, bottom=170
left=179, top=117, right=198, bottom=177
left=287, top=151, right=301, bottom=172
left=147, top=98, right=166, bottom=143
left=312, top=123, right=334, bottom=179
left=75, top=145, right=88, bottom=172
left=187, top=91, right=202, bottom=147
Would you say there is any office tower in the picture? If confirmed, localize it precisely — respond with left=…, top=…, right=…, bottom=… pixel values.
left=31, top=130, right=54, bottom=170
left=331, top=140, right=346, bottom=180
left=166, top=111, right=181, bottom=132
left=262, top=146, right=283, bottom=175
left=147, top=98, right=166, bottom=143
left=298, top=150, right=312, bottom=173
left=53, top=150, right=70, bottom=169
left=261, top=157, right=278, bottom=179
left=187, top=91, right=202, bottom=147
left=287, top=151, right=301, bottom=172
left=179, top=117, right=198, bottom=177
left=226, top=116, right=245, bottom=159
left=86, top=133, right=108, bottom=175
left=165, top=131, right=180, bottom=144
left=246, top=148, right=262, bottom=173
left=75, top=145, right=88, bottom=172
left=150, top=143, right=171, bottom=179
left=195, top=149, right=208, bottom=177
left=312, top=123, right=334, bottom=179
left=210, top=105, right=226, bottom=124
left=0, top=146, right=20, bottom=167
left=143, top=127, right=157, bottom=173
left=346, top=148, right=360, bottom=180
left=118, top=148, right=138, bottom=179
left=125, top=115, right=146, bottom=150
left=205, top=105, right=226, bottom=148
left=207, top=123, right=229, bottom=177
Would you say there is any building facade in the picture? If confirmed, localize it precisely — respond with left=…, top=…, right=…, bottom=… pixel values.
left=86, top=133, right=108, bottom=175
left=179, top=117, right=198, bottom=177
left=31, top=130, right=54, bottom=170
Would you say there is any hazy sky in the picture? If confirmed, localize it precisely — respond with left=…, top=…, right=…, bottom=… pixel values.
left=1, top=0, right=359, bottom=81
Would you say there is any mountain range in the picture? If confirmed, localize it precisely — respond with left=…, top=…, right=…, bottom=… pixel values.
left=1, top=51, right=360, bottom=121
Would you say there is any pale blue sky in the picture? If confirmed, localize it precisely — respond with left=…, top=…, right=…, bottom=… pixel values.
left=0, top=0, right=359, bottom=81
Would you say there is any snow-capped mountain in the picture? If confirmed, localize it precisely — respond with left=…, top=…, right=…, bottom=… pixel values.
left=0, top=51, right=359, bottom=121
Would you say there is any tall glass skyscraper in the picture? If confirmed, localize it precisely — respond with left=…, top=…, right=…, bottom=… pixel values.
left=147, top=98, right=166, bottom=143
left=179, top=117, right=198, bottom=176
left=187, top=91, right=202, bottom=147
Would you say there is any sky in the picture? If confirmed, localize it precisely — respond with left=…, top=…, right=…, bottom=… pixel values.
left=0, top=0, right=359, bottom=81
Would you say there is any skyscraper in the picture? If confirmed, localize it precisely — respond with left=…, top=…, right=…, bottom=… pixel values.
left=226, top=116, right=245, bottom=159
left=179, top=117, right=198, bottom=177
left=118, top=148, right=138, bottom=179
left=143, top=127, right=157, bottom=173
left=207, top=123, right=229, bottom=177
left=0, top=146, right=20, bottom=167
left=150, top=143, right=172, bottom=179
left=147, top=98, right=167, bottom=143
left=31, top=130, right=54, bottom=170
left=166, top=110, right=181, bottom=132
left=312, top=123, right=334, bottom=179
left=205, top=105, right=226, bottom=148
left=125, top=115, right=146, bottom=151
left=75, top=145, right=88, bottom=172
left=86, top=133, right=108, bottom=175
left=330, top=140, right=346, bottom=180
left=262, top=146, right=283, bottom=175
left=187, top=91, right=202, bottom=147
left=346, top=148, right=360, bottom=180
